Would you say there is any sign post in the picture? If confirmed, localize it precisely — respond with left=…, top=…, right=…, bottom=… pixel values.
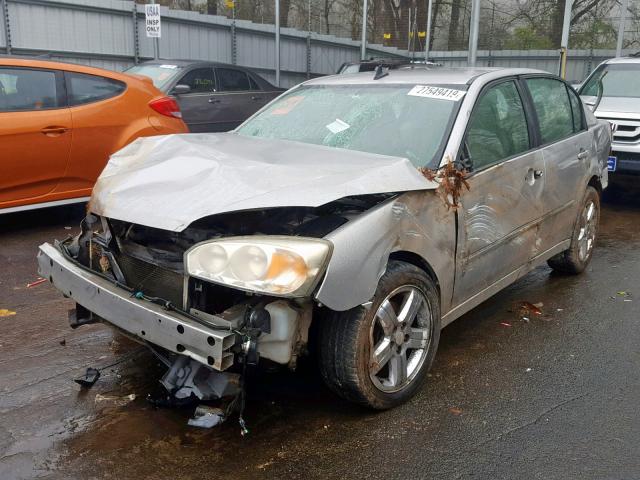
left=145, top=2, right=161, bottom=59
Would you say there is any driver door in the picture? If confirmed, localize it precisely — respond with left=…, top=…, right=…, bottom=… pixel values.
left=0, top=67, right=70, bottom=205
left=453, top=79, right=545, bottom=308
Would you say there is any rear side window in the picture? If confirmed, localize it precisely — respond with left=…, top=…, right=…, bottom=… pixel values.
left=216, top=68, right=251, bottom=91
left=466, top=81, right=530, bottom=170
left=0, top=68, right=60, bottom=112
left=178, top=68, right=216, bottom=93
left=526, top=78, right=574, bottom=144
left=249, top=75, right=260, bottom=90
left=567, top=87, right=585, bottom=132
left=67, top=72, right=126, bottom=106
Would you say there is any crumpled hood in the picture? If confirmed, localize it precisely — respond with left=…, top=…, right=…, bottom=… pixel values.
left=90, top=133, right=434, bottom=232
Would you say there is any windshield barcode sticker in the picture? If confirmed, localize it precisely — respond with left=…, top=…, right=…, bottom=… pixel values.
left=408, top=85, right=466, bottom=101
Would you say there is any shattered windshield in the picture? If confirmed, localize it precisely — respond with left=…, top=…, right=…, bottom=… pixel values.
left=237, top=84, right=463, bottom=168
left=581, top=63, right=640, bottom=98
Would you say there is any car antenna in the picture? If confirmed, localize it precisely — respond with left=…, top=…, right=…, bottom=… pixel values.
left=373, top=65, right=389, bottom=80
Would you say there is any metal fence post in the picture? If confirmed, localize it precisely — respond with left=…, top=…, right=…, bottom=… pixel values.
left=132, top=2, right=140, bottom=64
left=150, top=0, right=160, bottom=59
left=468, top=0, right=480, bottom=66
left=231, top=4, right=237, bottom=64
left=424, top=0, right=433, bottom=62
left=306, top=0, right=311, bottom=79
left=1, top=0, right=11, bottom=55
left=360, top=0, right=368, bottom=60
left=275, top=0, right=280, bottom=86
left=616, top=0, right=629, bottom=57
left=559, top=0, right=573, bottom=78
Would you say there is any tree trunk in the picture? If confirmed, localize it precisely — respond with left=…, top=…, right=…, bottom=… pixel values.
left=207, top=0, right=217, bottom=15
left=448, top=0, right=462, bottom=50
left=280, top=0, right=291, bottom=28
left=324, top=0, right=331, bottom=34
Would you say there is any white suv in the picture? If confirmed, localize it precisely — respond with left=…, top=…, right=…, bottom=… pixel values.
left=580, top=55, right=640, bottom=175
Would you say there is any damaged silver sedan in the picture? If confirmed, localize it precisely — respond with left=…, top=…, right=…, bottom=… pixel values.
left=38, top=67, right=611, bottom=411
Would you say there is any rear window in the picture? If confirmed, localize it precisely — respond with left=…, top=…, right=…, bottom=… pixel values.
left=66, top=72, right=126, bottom=106
left=216, top=68, right=251, bottom=92
left=0, top=67, right=60, bottom=112
left=125, top=64, right=182, bottom=90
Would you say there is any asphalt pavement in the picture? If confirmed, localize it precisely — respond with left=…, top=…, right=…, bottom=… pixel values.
left=0, top=178, right=638, bottom=480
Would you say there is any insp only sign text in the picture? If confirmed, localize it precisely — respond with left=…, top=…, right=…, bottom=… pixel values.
left=145, top=4, right=161, bottom=38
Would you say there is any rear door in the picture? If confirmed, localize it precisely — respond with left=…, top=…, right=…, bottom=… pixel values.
left=453, top=79, right=545, bottom=306
left=172, top=67, right=217, bottom=132
left=523, top=77, right=592, bottom=253
left=212, top=67, right=261, bottom=130
left=0, top=67, right=70, bottom=204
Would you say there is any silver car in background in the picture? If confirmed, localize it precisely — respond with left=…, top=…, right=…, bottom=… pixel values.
left=38, top=67, right=611, bottom=410
left=579, top=55, right=640, bottom=175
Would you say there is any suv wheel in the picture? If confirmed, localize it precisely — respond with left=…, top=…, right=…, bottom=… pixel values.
left=318, top=261, right=440, bottom=409
left=548, top=186, right=600, bottom=274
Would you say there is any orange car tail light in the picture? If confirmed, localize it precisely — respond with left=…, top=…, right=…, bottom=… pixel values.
left=149, top=97, right=182, bottom=118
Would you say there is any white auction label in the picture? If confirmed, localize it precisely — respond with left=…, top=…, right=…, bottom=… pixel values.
left=145, top=4, right=161, bottom=38
left=408, top=85, right=466, bottom=101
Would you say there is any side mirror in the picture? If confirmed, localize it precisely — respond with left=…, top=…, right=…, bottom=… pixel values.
left=171, top=84, right=191, bottom=95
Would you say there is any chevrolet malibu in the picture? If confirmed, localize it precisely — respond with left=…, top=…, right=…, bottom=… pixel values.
left=38, top=68, right=610, bottom=410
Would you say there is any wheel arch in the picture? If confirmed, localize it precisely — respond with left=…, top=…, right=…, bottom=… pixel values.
left=388, top=250, right=441, bottom=299
left=587, top=175, right=603, bottom=196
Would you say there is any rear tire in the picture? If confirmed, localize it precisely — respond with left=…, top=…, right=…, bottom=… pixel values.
left=547, top=186, right=600, bottom=274
left=317, top=261, right=440, bottom=410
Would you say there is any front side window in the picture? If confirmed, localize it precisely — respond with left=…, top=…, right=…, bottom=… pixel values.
left=67, top=72, right=126, bottom=106
left=466, top=81, right=530, bottom=170
left=216, top=68, right=251, bottom=92
left=178, top=68, right=216, bottom=93
left=526, top=77, right=574, bottom=144
left=0, top=68, right=59, bottom=112
left=237, top=83, right=462, bottom=168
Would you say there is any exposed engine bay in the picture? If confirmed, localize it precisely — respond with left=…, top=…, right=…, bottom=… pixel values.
left=41, top=193, right=393, bottom=417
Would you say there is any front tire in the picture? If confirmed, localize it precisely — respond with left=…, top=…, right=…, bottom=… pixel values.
left=547, top=186, right=600, bottom=274
left=317, top=261, right=440, bottom=409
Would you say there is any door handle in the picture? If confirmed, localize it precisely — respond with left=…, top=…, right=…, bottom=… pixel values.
left=526, top=168, right=544, bottom=185
left=208, top=98, right=221, bottom=104
left=577, top=149, right=589, bottom=161
left=41, top=126, right=68, bottom=136
left=251, top=96, right=263, bottom=101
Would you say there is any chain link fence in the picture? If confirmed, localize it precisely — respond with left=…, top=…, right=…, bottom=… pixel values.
left=142, top=1, right=640, bottom=56
left=3, top=0, right=640, bottom=85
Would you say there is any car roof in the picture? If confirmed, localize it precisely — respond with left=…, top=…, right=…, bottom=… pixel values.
left=138, top=59, right=248, bottom=70
left=0, top=55, right=148, bottom=84
left=305, top=67, right=547, bottom=86
left=604, top=55, right=640, bottom=65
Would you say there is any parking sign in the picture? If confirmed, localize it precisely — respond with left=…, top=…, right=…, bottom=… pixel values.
left=145, top=4, right=161, bottom=38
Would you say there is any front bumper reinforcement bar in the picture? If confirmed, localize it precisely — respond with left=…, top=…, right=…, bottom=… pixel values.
left=37, top=242, right=236, bottom=371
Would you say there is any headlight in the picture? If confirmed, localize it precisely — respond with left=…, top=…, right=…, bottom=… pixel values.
left=185, top=237, right=332, bottom=296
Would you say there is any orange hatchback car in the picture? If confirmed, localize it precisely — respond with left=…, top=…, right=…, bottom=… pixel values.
left=0, top=57, right=188, bottom=214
